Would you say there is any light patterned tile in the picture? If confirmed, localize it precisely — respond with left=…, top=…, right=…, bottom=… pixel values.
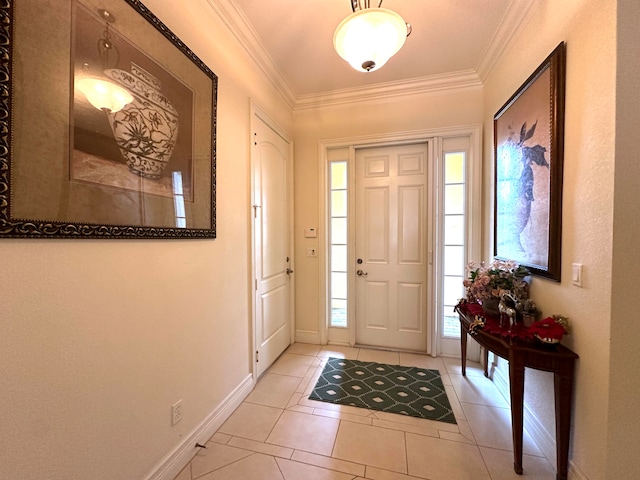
left=313, top=407, right=374, bottom=425
left=372, top=411, right=459, bottom=433
left=245, top=373, right=302, bottom=408
left=438, top=419, right=476, bottom=444
left=442, top=357, right=485, bottom=377
left=217, top=403, right=283, bottom=442
left=298, top=365, right=323, bottom=394
left=406, top=433, right=491, bottom=480
left=172, top=344, right=553, bottom=480
left=267, top=410, right=340, bottom=456
left=287, top=404, right=315, bottom=414
left=269, top=353, right=316, bottom=377
left=197, top=453, right=284, bottom=480
left=286, top=392, right=303, bottom=409
left=444, top=383, right=466, bottom=421
left=190, top=443, right=254, bottom=479
left=357, top=348, right=400, bottom=365
left=449, top=373, right=510, bottom=408
left=173, top=464, right=191, bottom=480
left=364, top=466, right=426, bottom=480
left=208, top=432, right=231, bottom=445
left=276, top=457, right=357, bottom=480
left=318, top=345, right=360, bottom=359
left=480, top=446, right=556, bottom=480
left=332, top=421, right=407, bottom=474
left=227, top=436, right=294, bottom=459
left=371, top=417, right=439, bottom=438
left=292, top=450, right=366, bottom=477
left=398, top=352, right=447, bottom=371
left=462, top=402, right=542, bottom=456
left=285, top=343, right=322, bottom=356
left=298, top=396, right=375, bottom=416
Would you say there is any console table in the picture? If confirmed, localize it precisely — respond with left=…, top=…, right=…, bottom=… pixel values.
left=456, top=304, right=578, bottom=480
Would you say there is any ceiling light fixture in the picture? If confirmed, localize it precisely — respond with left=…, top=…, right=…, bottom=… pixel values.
left=333, top=0, right=411, bottom=73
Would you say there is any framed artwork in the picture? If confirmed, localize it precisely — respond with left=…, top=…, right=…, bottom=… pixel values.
left=493, top=42, right=566, bottom=281
left=1, top=0, right=217, bottom=238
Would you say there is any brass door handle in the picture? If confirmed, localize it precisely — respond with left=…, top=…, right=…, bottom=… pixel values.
left=356, top=269, right=368, bottom=277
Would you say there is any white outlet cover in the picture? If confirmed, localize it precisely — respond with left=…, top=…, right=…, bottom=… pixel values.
left=171, top=399, right=183, bottom=425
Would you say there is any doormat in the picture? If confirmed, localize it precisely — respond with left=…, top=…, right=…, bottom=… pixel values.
left=309, top=357, right=456, bottom=424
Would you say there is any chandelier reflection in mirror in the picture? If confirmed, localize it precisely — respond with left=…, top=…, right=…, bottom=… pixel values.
left=76, top=9, right=133, bottom=113
left=333, top=0, right=411, bottom=72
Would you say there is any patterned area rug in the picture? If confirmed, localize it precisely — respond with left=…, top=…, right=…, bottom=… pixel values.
left=309, top=357, right=456, bottom=424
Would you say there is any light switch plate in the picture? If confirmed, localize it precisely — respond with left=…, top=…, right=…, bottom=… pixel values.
left=304, top=227, right=317, bottom=238
left=572, top=263, right=583, bottom=287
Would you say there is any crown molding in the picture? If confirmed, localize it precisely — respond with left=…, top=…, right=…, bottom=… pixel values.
left=294, top=70, right=483, bottom=111
left=206, top=0, right=535, bottom=111
left=476, top=0, right=538, bottom=81
left=205, top=0, right=297, bottom=108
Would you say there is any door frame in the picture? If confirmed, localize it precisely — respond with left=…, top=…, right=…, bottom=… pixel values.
left=250, top=100, right=295, bottom=380
left=318, top=125, right=482, bottom=355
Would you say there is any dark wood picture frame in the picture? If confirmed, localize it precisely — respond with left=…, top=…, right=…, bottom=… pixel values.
left=1, top=0, right=217, bottom=239
left=493, top=42, right=566, bottom=281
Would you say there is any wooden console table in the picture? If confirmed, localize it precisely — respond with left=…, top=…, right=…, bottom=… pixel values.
left=457, top=306, right=578, bottom=480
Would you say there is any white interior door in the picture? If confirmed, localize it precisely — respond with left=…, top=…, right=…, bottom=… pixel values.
left=252, top=107, right=292, bottom=377
left=355, top=143, right=430, bottom=351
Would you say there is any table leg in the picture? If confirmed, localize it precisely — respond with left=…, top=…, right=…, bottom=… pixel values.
left=460, top=322, right=467, bottom=376
left=483, top=347, right=489, bottom=377
left=554, top=366, right=575, bottom=480
left=508, top=354, right=525, bottom=475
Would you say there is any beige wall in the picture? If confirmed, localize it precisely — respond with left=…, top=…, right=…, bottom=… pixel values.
left=483, top=0, right=620, bottom=478
left=292, top=88, right=484, bottom=338
left=0, top=1, right=292, bottom=479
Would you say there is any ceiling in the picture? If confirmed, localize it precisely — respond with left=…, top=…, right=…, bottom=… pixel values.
left=212, top=0, right=534, bottom=107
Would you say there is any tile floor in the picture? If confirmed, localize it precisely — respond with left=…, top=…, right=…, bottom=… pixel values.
left=173, top=343, right=556, bottom=480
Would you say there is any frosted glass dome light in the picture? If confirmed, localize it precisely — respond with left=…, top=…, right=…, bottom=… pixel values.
left=333, top=7, right=411, bottom=73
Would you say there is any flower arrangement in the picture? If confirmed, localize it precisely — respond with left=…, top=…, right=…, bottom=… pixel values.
left=529, top=315, right=570, bottom=343
left=463, top=259, right=530, bottom=303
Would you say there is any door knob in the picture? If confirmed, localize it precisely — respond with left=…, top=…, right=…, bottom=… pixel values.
left=356, top=269, right=368, bottom=277
left=286, top=268, right=293, bottom=275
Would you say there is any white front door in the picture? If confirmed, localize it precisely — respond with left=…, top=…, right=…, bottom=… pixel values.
left=354, top=143, right=430, bottom=351
left=252, top=107, right=293, bottom=377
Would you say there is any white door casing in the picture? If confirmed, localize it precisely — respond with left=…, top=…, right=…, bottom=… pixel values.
left=354, top=143, right=430, bottom=351
left=320, top=126, right=481, bottom=358
left=251, top=104, right=293, bottom=378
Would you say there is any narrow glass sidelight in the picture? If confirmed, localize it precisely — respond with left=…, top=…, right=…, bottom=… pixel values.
left=441, top=152, right=467, bottom=338
left=329, top=161, right=348, bottom=327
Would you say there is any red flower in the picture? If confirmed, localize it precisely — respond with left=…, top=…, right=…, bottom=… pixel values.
left=529, top=316, right=569, bottom=340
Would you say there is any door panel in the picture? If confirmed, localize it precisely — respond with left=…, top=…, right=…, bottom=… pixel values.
left=364, top=187, right=389, bottom=262
left=399, top=185, right=423, bottom=263
left=397, top=282, right=422, bottom=331
left=252, top=110, right=292, bottom=377
left=355, top=143, right=429, bottom=351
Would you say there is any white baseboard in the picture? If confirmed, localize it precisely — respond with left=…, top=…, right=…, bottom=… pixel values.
left=492, top=361, right=588, bottom=480
left=295, top=329, right=321, bottom=344
left=144, top=374, right=254, bottom=480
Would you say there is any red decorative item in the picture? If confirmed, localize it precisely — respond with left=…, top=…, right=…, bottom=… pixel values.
left=455, top=300, right=534, bottom=340
left=529, top=316, right=569, bottom=343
